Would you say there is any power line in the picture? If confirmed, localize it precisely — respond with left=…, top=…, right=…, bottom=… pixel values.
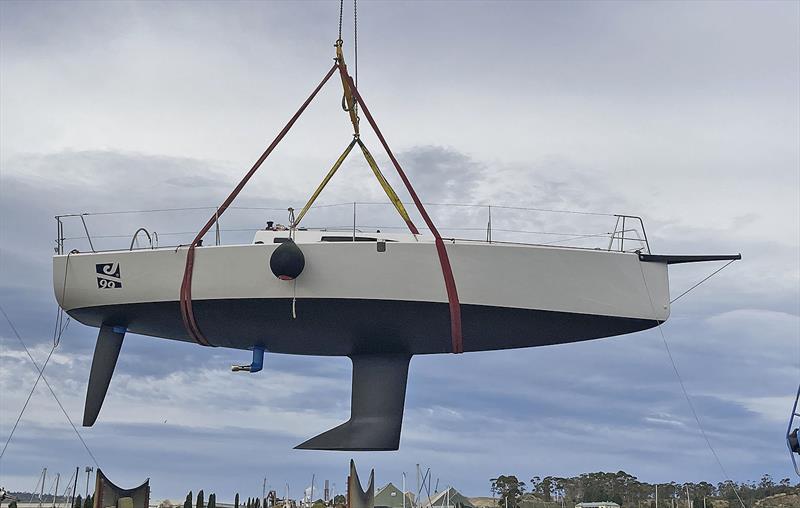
left=655, top=323, right=746, bottom=508
left=0, top=304, right=100, bottom=468
left=638, top=265, right=746, bottom=508
left=0, top=340, right=57, bottom=461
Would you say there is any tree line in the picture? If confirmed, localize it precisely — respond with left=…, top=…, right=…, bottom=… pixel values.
left=490, top=472, right=799, bottom=508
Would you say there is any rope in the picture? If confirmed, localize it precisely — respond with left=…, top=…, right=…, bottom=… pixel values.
left=292, top=280, right=298, bottom=320
left=669, top=259, right=737, bottom=304
left=637, top=265, right=746, bottom=508
left=54, top=252, right=72, bottom=347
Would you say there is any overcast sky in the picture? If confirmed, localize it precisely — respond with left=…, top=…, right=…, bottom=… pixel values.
left=1, top=0, right=799, bottom=502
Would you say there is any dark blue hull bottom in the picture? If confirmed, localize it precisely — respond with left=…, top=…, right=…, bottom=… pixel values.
left=67, top=298, right=659, bottom=355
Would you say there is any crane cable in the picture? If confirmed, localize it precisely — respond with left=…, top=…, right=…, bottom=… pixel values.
left=338, top=0, right=343, bottom=42
left=354, top=0, right=358, bottom=89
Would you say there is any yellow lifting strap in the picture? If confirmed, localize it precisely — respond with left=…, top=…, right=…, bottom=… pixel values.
left=355, top=138, right=415, bottom=227
left=336, top=41, right=360, bottom=136
left=292, top=137, right=416, bottom=229
left=294, top=138, right=358, bottom=226
left=292, top=41, right=417, bottom=230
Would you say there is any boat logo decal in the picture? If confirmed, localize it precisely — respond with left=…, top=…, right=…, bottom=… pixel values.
left=96, top=262, right=122, bottom=289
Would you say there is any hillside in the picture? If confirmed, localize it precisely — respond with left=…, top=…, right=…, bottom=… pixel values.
left=755, top=494, right=800, bottom=508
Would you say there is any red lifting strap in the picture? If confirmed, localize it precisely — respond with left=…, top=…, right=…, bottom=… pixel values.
left=345, top=75, right=463, bottom=354
left=179, top=62, right=463, bottom=354
left=179, top=63, right=339, bottom=347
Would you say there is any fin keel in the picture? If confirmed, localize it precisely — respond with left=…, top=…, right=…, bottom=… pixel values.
left=295, top=354, right=411, bottom=451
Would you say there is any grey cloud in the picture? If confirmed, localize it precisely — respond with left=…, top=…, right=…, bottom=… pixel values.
left=400, top=146, right=485, bottom=203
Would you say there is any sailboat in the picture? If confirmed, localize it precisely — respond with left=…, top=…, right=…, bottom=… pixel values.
left=52, top=38, right=740, bottom=451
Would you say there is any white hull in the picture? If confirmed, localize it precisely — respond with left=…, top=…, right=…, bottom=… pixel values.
left=53, top=234, right=669, bottom=354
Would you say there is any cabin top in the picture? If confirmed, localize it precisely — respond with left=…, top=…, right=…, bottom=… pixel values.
left=253, top=228, right=426, bottom=245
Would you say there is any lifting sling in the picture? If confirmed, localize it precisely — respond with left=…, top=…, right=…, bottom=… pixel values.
left=293, top=138, right=358, bottom=226
left=179, top=63, right=339, bottom=347
left=295, top=41, right=417, bottom=232
left=345, top=73, right=463, bottom=353
left=293, top=137, right=417, bottom=233
left=179, top=44, right=463, bottom=354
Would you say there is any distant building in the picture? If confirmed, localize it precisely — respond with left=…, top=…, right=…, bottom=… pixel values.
left=421, top=488, right=474, bottom=508
left=375, top=484, right=414, bottom=508
left=575, top=502, right=620, bottom=508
